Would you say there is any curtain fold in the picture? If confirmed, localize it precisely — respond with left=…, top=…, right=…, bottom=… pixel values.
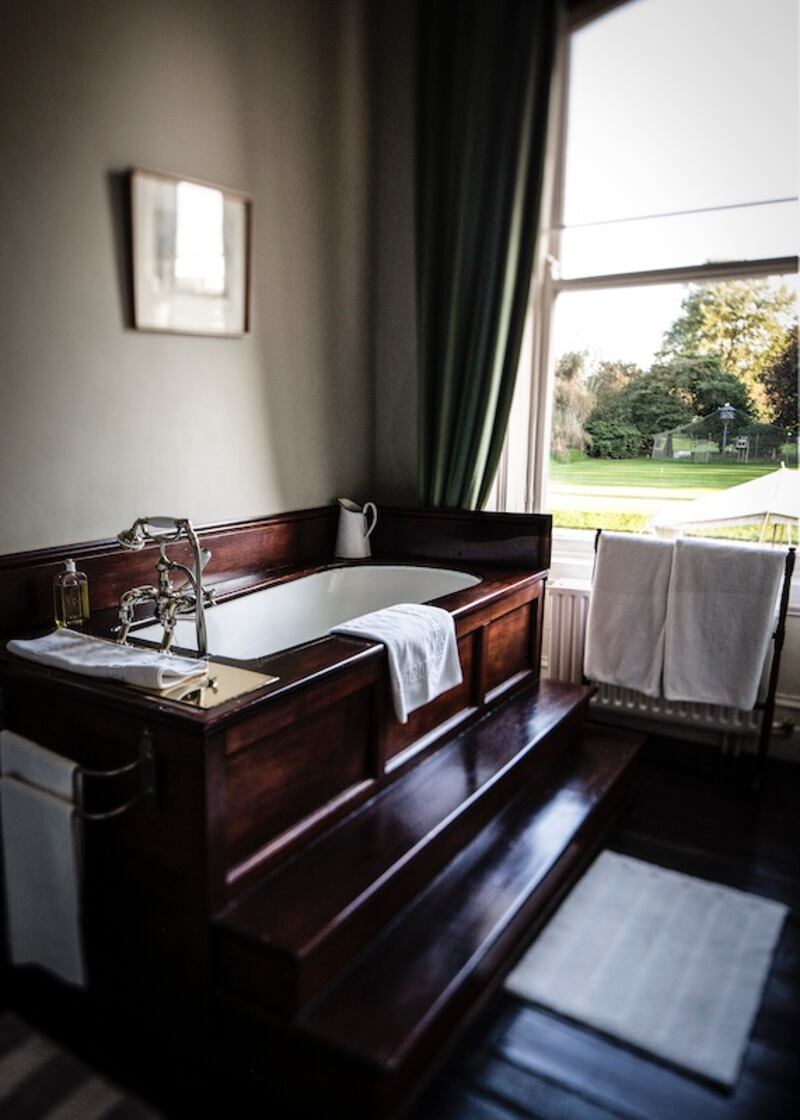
left=417, top=0, right=560, bottom=509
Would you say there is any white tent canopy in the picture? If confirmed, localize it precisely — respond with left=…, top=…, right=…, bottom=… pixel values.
left=650, top=465, right=800, bottom=536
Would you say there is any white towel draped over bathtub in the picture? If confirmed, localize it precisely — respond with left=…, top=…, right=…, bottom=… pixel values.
left=7, top=628, right=207, bottom=691
left=584, top=532, right=674, bottom=698
left=331, top=603, right=463, bottom=723
left=664, top=538, right=785, bottom=709
left=0, top=730, right=87, bottom=988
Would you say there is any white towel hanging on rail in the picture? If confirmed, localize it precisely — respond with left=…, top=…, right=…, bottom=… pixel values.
left=663, top=538, right=785, bottom=709
left=0, top=730, right=87, bottom=988
left=584, top=532, right=674, bottom=698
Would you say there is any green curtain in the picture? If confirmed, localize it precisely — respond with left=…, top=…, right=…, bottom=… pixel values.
left=417, top=0, right=559, bottom=509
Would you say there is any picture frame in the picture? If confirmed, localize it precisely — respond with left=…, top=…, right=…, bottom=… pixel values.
left=130, top=168, right=252, bottom=337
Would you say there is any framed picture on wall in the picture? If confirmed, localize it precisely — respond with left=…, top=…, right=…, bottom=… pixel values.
left=130, top=168, right=251, bottom=336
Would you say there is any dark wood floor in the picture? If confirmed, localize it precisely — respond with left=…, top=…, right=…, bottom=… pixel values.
left=2, top=731, right=798, bottom=1119
left=413, top=732, right=800, bottom=1120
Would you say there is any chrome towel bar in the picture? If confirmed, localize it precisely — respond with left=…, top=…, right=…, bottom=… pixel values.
left=0, top=695, right=157, bottom=822
left=75, top=728, right=158, bottom=821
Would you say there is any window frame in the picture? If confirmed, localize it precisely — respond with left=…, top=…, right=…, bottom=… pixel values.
left=492, top=6, right=799, bottom=579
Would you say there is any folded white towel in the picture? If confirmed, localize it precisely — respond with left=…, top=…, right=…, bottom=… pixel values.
left=584, top=533, right=674, bottom=698
left=0, top=730, right=86, bottom=988
left=664, top=539, right=785, bottom=709
left=7, top=629, right=207, bottom=691
left=331, top=603, right=463, bottom=723
left=0, top=727, right=75, bottom=800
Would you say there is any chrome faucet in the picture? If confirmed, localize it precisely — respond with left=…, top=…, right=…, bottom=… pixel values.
left=116, top=517, right=215, bottom=657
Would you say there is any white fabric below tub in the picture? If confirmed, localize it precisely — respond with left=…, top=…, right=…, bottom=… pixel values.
left=505, top=851, right=786, bottom=1087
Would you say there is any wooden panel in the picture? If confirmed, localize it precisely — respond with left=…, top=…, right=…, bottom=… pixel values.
left=216, top=683, right=593, bottom=1017
left=223, top=657, right=379, bottom=754
left=372, top=508, right=551, bottom=571
left=224, top=687, right=374, bottom=868
left=485, top=603, right=535, bottom=695
left=1, top=680, right=209, bottom=881
left=295, top=728, right=643, bottom=1116
left=0, top=506, right=336, bottom=638
left=0, top=503, right=555, bottom=1055
left=383, top=634, right=476, bottom=761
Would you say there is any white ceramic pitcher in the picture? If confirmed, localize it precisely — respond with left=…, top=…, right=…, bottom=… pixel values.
left=335, top=498, right=378, bottom=559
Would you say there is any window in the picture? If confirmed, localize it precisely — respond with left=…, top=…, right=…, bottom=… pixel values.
left=496, top=0, right=799, bottom=553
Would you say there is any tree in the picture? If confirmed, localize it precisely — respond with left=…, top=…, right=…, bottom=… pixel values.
left=585, top=364, right=693, bottom=457
left=551, top=351, right=594, bottom=460
left=657, top=278, right=795, bottom=418
left=587, top=360, right=641, bottom=414
left=622, top=374, right=693, bottom=452
left=762, top=329, right=799, bottom=433
left=649, top=355, right=754, bottom=417
left=584, top=418, right=642, bottom=459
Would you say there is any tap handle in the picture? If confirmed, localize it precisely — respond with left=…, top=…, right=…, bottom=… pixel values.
left=146, top=517, right=181, bottom=529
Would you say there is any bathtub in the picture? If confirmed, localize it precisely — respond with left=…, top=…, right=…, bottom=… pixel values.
left=132, top=564, right=481, bottom=660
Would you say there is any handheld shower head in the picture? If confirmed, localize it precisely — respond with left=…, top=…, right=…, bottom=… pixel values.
left=117, top=523, right=146, bottom=550
left=117, top=517, right=185, bottom=550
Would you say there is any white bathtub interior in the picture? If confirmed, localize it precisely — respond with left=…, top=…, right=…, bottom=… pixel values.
left=131, top=565, right=481, bottom=660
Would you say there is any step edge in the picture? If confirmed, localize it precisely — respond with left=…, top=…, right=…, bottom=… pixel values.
left=300, top=737, right=641, bottom=1069
left=384, top=744, right=640, bottom=1069
left=298, top=700, right=590, bottom=958
left=218, top=686, right=591, bottom=950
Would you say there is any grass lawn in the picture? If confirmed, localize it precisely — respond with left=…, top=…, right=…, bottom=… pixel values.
left=548, top=458, right=775, bottom=491
left=547, top=458, right=783, bottom=535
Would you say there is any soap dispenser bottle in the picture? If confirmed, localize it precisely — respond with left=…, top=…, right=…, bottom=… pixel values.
left=53, top=559, right=90, bottom=629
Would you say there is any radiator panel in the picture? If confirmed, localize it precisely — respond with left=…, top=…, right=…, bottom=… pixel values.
left=545, top=581, right=761, bottom=736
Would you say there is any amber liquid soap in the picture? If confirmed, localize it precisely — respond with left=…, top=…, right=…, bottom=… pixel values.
left=53, top=559, right=90, bottom=629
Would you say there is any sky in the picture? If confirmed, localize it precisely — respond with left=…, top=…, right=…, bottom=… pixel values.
left=553, top=0, right=799, bottom=371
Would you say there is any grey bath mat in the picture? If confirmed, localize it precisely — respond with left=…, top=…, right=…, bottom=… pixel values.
left=505, top=851, right=787, bottom=1087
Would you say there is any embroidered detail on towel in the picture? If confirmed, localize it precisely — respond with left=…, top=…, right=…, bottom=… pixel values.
left=330, top=603, right=462, bottom=723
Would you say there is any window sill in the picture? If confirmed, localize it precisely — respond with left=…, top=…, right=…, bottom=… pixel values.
left=550, top=528, right=595, bottom=582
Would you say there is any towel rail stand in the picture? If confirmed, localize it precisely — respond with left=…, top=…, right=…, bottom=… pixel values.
left=75, top=728, right=158, bottom=821
left=0, top=701, right=158, bottom=821
left=756, top=546, right=795, bottom=782
left=588, top=532, right=795, bottom=787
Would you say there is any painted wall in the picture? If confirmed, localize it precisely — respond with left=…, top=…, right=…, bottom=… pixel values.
left=369, top=0, right=420, bottom=505
left=0, top=0, right=371, bottom=554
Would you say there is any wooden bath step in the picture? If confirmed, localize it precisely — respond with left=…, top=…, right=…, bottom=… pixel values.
left=216, top=680, right=592, bottom=1017
left=226, top=723, right=644, bottom=1119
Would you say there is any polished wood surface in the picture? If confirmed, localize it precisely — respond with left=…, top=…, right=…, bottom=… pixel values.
left=0, top=506, right=337, bottom=638
left=0, top=503, right=552, bottom=641
left=414, top=738, right=800, bottom=1120
left=5, top=737, right=797, bottom=1120
left=0, top=566, right=546, bottom=734
left=373, top=508, right=551, bottom=571
left=2, top=676, right=217, bottom=1011
left=225, top=686, right=374, bottom=868
left=229, top=724, right=642, bottom=1118
left=484, top=601, right=536, bottom=695
left=0, top=505, right=582, bottom=1117
left=303, top=727, right=639, bottom=1066
left=217, top=681, right=592, bottom=1016
left=0, top=557, right=548, bottom=904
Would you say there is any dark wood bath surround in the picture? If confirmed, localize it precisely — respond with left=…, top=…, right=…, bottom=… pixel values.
left=0, top=506, right=642, bottom=1118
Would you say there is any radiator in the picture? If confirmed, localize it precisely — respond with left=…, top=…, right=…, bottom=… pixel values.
left=544, top=580, right=761, bottom=737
